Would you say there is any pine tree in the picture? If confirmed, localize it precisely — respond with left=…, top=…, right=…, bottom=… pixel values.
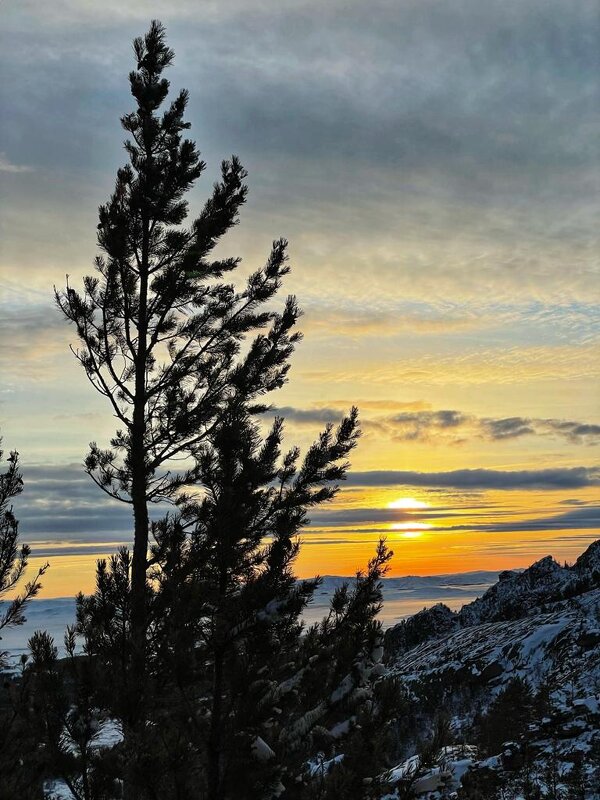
left=478, top=677, right=535, bottom=755
left=542, top=738, right=565, bottom=800
left=0, top=442, right=46, bottom=664
left=55, top=20, right=302, bottom=793
left=21, top=628, right=121, bottom=800
left=54, top=20, right=395, bottom=800
left=0, top=440, right=47, bottom=798
left=76, top=405, right=394, bottom=798
left=563, top=752, right=587, bottom=800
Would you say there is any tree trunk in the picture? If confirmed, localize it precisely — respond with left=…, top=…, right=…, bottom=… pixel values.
left=123, top=223, right=150, bottom=800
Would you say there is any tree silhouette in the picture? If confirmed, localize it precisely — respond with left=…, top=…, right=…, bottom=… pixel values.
left=56, top=19, right=302, bottom=729
left=0, top=440, right=47, bottom=798
left=0, top=441, right=46, bottom=667
left=54, top=20, right=391, bottom=800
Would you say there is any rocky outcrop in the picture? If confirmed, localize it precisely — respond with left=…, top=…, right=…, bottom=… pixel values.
left=384, top=602, right=458, bottom=658
left=458, top=555, right=571, bottom=626
left=385, top=539, right=600, bottom=660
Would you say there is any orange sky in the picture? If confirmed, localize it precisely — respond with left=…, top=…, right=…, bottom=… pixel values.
left=20, top=484, right=599, bottom=597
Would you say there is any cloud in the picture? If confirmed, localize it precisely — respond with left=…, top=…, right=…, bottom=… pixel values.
left=10, top=460, right=600, bottom=561
left=480, top=417, right=535, bottom=440
left=0, top=0, right=598, bottom=573
left=22, top=543, right=127, bottom=558
left=386, top=410, right=470, bottom=442
left=2, top=0, right=599, bottom=308
left=305, top=495, right=600, bottom=535
left=407, top=411, right=600, bottom=444
left=346, top=467, right=600, bottom=490
left=445, top=505, right=600, bottom=533
left=543, top=421, right=600, bottom=442
left=276, top=404, right=600, bottom=445
left=0, top=299, right=71, bottom=380
left=298, top=300, right=600, bottom=344
left=271, top=406, right=342, bottom=426
left=307, top=504, right=497, bottom=527
left=300, top=307, right=484, bottom=338
left=0, top=152, right=33, bottom=173
left=12, top=464, right=168, bottom=543
left=270, top=401, right=432, bottom=429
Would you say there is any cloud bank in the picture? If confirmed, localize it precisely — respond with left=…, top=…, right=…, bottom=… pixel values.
left=346, top=467, right=600, bottom=490
left=275, top=405, right=600, bottom=445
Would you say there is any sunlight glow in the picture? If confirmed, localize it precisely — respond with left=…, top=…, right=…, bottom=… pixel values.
left=390, top=521, right=433, bottom=539
left=387, top=497, right=430, bottom=510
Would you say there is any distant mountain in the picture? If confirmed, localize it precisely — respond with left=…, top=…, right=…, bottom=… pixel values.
left=318, top=571, right=501, bottom=592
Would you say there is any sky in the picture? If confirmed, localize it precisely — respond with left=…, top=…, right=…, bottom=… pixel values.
left=0, top=0, right=599, bottom=596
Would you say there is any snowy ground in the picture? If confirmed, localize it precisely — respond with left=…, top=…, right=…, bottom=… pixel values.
left=1, top=571, right=498, bottom=661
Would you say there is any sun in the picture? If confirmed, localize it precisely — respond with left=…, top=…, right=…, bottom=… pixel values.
left=387, top=497, right=429, bottom=510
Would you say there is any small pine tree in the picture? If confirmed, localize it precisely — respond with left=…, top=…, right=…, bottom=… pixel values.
left=0, top=440, right=47, bottom=798
left=0, top=443, right=46, bottom=664
left=456, top=765, right=503, bottom=799
left=478, top=677, right=535, bottom=755
left=22, top=628, right=121, bottom=800
left=519, top=741, right=544, bottom=800
left=542, top=738, right=565, bottom=800
left=315, top=676, right=406, bottom=800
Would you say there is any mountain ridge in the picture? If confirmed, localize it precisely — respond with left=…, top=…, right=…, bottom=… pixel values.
left=381, top=538, right=600, bottom=798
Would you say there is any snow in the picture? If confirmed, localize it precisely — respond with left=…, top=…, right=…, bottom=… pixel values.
left=0, top=598, right=77, bottom=661
left=382, top=552, right=600, bottom=799
left=307, top=753, right=344, bottom=778
left=252, top=735, right=275, bottom=761
left=43, top=781, right=74, bottom=800
left=519, top=619, right=570, bottom=661
left=383, top=748, right=480, bottom=798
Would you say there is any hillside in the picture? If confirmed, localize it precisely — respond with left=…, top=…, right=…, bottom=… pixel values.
left=381, top=540, right=600, bottom=798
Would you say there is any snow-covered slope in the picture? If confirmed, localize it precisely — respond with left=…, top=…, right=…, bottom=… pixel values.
left=382, top=539, right=600, bottom=799
left=390, top=589, right=600, bottom=690
left=385, top=540, right=600, bottom=658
